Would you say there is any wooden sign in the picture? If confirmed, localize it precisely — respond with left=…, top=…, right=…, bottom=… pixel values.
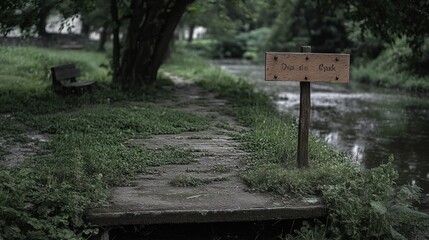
left=265, top=47, right=350, bottom=169
left=265, top=52, right=350, bottom=83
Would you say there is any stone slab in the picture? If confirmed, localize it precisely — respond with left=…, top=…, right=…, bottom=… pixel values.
left=85, top=76, right=327, bottom=227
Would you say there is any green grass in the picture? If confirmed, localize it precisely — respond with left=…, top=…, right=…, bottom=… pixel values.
left=1, top=44, right=427, bottom=239
left=352, top=40, right=429, bottom=93
left=0, top=46, right=211, bottom=239
left=185, top=165, right=232, bottom=174
left=0, top=146, right=7, bottom=161
left=170, top=174, right=227, bottom=187
left=215, top=121, right=237, bottom=132
left=164, top=49, right=357, bottom=194
left=211, top=165, right=232, bottom=173
left=0, top=46, right=108, bottom=91
left=164, top=48, right=429, bottom=239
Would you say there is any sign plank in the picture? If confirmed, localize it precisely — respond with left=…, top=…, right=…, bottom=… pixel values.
left=265, top=52, right=350, bottom=83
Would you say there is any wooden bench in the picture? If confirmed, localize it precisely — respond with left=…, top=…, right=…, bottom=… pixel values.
left=51, top=64, right=96, bottom=95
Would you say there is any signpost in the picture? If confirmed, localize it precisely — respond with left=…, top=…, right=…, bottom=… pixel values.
left=265, top=46, right=350, bottom=168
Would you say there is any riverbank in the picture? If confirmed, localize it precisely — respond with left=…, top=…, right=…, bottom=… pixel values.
left=0, top=45, right=428, bottom=239
left=352, top=41, right=429, bottom=94
left=164, top=48, right=429, bottom=239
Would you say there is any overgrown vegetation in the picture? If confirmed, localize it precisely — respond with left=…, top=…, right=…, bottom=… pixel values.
left=164, top=49, right=429, bottom=239
left=179, top=0, right=429, bottom=93
left=0, top=46, right=108, bottom=90
left=352, top=39, right=429, bottom=93
left=0, top=46, right=211, bottom=239
left=1, top=44, right=428, bottom=239
left=170, top=174, right=227, bottom=187
left=182, top=27, right=271, bottom=61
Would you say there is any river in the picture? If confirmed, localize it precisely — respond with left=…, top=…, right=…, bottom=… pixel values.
left=214, top=60, right=429, bottom=211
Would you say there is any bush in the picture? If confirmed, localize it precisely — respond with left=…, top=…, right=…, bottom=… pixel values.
left=185, top=27, right=271, bottom=60
left=352, top=39, right=429, bottom=93
left=181, top=39, right=217, bottom=58
left=212, top=37, right=247, bottom=59
left=237, top=27, right=271, bottom=61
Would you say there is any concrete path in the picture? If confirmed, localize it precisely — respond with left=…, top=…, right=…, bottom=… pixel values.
left=86, top=76, right=326, bottom=228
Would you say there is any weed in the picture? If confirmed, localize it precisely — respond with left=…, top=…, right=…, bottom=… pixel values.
left=212, top=165, right=232, bottom=173
left=284, top=221, right=328, bottom=240
left=322, top=159, right=429, bottom=239
left=215, top=121, right=237, bottom=132
left=146, top=147, right=196, bottom=166
left=185, top=165, right=232, bottom=174
left=170, top=175, right=227, bottom=187
left=170, top=175, right=205, bottom=187
left=197, top=151, right=216, bottom=157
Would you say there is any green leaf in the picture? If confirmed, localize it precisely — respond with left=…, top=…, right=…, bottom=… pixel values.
left=37, top=204, right=50, bottom=215
left=370, top=201, right=387, bottom=215
left=390, top=226, right=407, bottom=240
left=390, top=205, right=429, bottom=219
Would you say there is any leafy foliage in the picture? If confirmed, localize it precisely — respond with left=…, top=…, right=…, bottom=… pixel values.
left=352, top=39, right=429, bottom=93
left=323, top=0, right=429, bottom=54
left=323, top=159, right=428, bottom=239
left=181, top=0, right=278, bottom=59
left=266, top=0, right=350, bottom=53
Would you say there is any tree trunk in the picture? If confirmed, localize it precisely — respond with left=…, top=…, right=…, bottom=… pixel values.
left=187, top=23, right=195, bottom=43
left=36, top=0, right=50, bottom=37
left=111, top=0, right=121, bottom=85
left=164, top=34, right=175, bottom=62
left=118, top=0, right=194, bottom=90
left=98, top=22, right=109, bottom=51
left=81, top=18, right=91, bottom=39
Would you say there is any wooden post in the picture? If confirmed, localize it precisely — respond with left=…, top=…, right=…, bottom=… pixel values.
left=297, top=46, right=311, bottom=168
left=265, top=47, right=350, bottom=168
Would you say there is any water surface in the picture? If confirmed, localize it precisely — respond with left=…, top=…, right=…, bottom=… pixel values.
left=214, top=60, right=429, bottom=210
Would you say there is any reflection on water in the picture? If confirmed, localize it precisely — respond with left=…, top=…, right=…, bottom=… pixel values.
left=214, top=60, right=429, bottom=210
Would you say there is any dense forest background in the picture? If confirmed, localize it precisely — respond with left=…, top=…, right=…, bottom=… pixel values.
left=1, top=0, right=428, bottom=90
left=181, top=0, right=429, bottom=78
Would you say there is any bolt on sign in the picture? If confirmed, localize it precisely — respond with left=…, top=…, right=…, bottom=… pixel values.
left=265, top=52, right=350, bottom=83
left=265, top=47, right=350, bottom=168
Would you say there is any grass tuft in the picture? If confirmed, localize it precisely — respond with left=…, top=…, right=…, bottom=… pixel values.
left=170, top=174, right=227, bottom=187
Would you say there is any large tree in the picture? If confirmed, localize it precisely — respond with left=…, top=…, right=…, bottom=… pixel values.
left=111, top=0, right=195, bottom=89
left=1, top=0, right=196, bottom=89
